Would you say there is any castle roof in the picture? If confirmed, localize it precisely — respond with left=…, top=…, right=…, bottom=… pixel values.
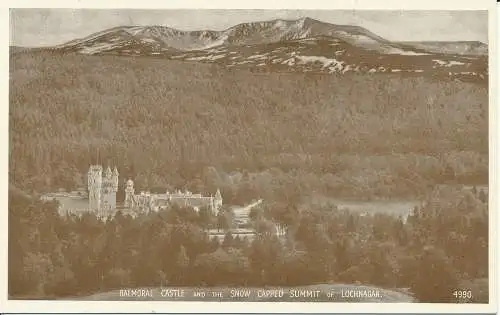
left=88, top=165, right=103, bottom=172
left=105, top=166, right=112, bottom=177
left=113, top=167, right=119, bottom=175
left=169, top=196, right=213, bottom=210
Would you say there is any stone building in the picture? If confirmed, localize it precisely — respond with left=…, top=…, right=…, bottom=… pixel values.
left=44, top=164, right=224, bottom=219
left=124, top=178, right=223, bottom=215
left=87, top=164, right=119, bottom=216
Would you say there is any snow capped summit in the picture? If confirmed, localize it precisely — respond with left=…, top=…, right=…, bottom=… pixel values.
left=48, top=17, right=488, bottom=84
left=55, top=17, right=409, bottom=54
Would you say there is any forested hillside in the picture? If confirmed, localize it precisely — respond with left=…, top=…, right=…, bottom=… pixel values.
left=9, top=51, right=488, bottom=203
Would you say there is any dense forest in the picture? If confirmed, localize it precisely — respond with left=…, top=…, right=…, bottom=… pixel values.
left=10, top=52, right=487, bottom=203
left=8, top=51, right=489, bottom=302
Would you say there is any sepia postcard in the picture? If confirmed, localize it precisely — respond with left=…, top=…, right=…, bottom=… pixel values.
left=2, top=0, right=498, bottom=313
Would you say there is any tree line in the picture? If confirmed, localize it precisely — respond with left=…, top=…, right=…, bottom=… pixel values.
left=9, top=184, right=488, bottom=303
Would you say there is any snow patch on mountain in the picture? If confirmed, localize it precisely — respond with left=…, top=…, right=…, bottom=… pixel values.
left=336, top=32, right=379, bottom=45
left=460, top=71, right=477, bottom=75
left=186, top=54, right=226, bottom=61
left=140, top=38, right=158, bottom=44
left=199, top=35, right=228, bottom=50
left=235, top=60, right=253, bottom=65
left=124, top=26, right=146, bottom=36
left=80, top=43, right=122, bottom=54
left=387, top=49, right=429, bottom=56
left=248, top=53, right=269, bottom=60
left=108, top=37, right=124, bottom=43
left=433, top=59, right=467, bottom=67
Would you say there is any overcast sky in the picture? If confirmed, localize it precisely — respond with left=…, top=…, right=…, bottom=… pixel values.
left=10, top=9, right=488, bottom=47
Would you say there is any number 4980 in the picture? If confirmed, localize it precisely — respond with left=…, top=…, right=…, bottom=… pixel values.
left=453, top=290, right=473, bottom=299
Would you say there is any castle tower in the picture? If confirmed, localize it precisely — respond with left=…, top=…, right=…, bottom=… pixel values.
left=112, top=167, right=119, bottom=192
left=101, top=166, right=117, bottom=211
left=208, top=194, right=214, bottom=214
left=88, top=165, right=103, bottom=211
left=124, top=179, right=135, bottom=208
left=214, top=189, right=223, bottom=213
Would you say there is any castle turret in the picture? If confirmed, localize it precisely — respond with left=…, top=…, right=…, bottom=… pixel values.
left=100, top=165, right=117, bottom=211
left=112, top=167, right=119, bottom=192
left=105, top=166, right=112, bottom=179
left=88, top=165, right=103, bottom=211
left=215, top=189, right=223, bottom=209
left=124, top=179, right=135, bottom=208
left=212, top=189, right=223, bottom=214
left=215, top=189, right=222, bottom=201
left=101, top=167, right=110, bottom=191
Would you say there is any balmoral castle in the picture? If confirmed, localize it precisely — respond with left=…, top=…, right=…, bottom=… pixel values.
left=87, top=164, right=223, bottom=217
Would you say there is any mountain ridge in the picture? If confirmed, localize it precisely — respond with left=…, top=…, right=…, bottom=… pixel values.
left=13, top=17, right=488, bottom=84
left=51, top=17, right=488, bottom=54
left=53, top=17, right=401, bottom=52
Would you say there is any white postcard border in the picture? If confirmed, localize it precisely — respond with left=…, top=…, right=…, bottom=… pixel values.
left=1, top=0, right=497, bottom=313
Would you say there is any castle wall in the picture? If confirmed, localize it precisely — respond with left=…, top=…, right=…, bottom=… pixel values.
left=88, top=167, right=102, bottom=211
left=88, top=165, right=222, bottom=215
left=124, top=192, right=223, bottom=215
left=101, top=191, right=117, bottom=210
left=88, top=165, right=118, bottom=212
